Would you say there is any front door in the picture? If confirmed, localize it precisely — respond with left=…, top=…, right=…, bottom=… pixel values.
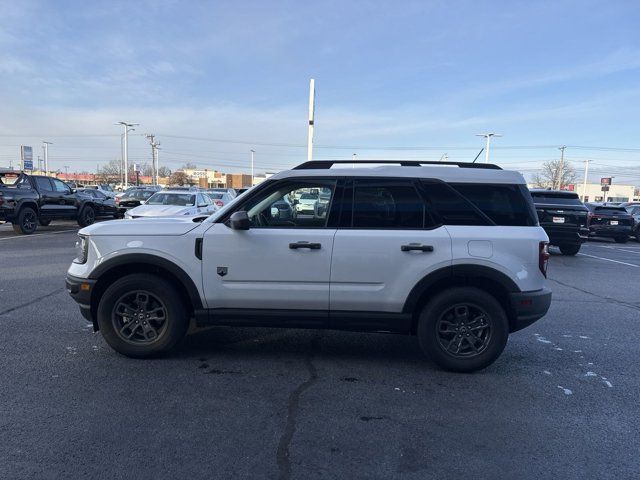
left=202, top=178, right=339, bottom=315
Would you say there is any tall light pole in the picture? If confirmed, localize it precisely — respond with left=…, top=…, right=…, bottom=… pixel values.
left=145, top=134, right=160, bottom=185
left=116, top=121, right=139, bottom=188
left=307, top=78, right=315, bottom=162
left=250, top=149, right=255, bottom=185
left=64, top=165, right=69, bottom=179
left=582, top=159, right=590, bottom=201
left=475, top=133, right=502, bottom=163
left=42, top=141, right=53, bottom=176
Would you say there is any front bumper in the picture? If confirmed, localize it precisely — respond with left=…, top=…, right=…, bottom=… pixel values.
left=65, top=274, right=97, bottom=326
left=508, top=287, right=552, bottom=332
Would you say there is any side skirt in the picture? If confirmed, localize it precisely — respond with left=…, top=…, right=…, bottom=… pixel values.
left=195, top=309, right=412, bottom=334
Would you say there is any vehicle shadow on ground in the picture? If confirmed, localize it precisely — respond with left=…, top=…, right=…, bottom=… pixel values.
left=174, top=326, right=436, bottom=369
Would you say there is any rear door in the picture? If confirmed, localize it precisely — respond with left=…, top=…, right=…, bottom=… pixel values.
left=51, top=178, right=79, bottom=217
left=329, top=178, right=452, bottom=319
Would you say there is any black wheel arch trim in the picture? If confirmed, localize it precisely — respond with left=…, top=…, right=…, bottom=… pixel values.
left=402, top=264, right=521, bottom=314
left=88, top=253, right=204, bottom=311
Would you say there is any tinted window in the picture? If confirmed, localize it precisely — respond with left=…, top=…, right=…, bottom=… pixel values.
left=451, top=183, right=537, bottom=226
left=421, top=181, right=488, bottom=226
left=52, top=179, right=70, bottom=193
left=146, top=193, right=195, bottom=206
left=242, top=180, right=335, bottom=228
left=93, top=190, right=107, bottom=200
left=592, top=206, right=628, bottom=214
left=35, top=177, right=53, bottom=192
left=352, top=180, right=424, bottom=229
left=530, top=192, right=583, bottom=206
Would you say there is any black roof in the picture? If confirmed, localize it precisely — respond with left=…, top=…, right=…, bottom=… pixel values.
left=293, top=160, right=502, bottom=170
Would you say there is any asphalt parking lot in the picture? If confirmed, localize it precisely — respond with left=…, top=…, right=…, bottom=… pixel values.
left=1, top=221, right=639, bottom=480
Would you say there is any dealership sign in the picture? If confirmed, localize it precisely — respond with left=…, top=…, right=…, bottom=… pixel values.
left=20, top=145, right=33, bottom=170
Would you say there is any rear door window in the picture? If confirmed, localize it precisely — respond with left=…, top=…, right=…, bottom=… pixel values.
left=351, top=180, right=425, bottom=229
left=35, top=177, right=54, bottom=192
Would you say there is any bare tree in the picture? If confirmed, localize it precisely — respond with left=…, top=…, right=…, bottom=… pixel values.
left=531, top=160, right=577, bottom=189
left=182, top=162, right=197, bottom=170
left=96, top=159, right=122, bottom=184
left=158, top=166, right=172, bottom=178
left=168, top=171, right=190, bottom=186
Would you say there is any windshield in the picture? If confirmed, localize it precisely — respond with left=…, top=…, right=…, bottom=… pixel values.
left=146, top=192, right=195, bottom=206
left=208, top=193, right=224, bottom=199
left=124, top=190, right=155, bottom=200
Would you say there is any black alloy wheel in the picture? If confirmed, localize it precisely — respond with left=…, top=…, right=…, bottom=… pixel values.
left=435, top=304, right=492, bottom=358
left=12, top=207, right=38, bottom=234
left=111, top=291, right=168, bottom=345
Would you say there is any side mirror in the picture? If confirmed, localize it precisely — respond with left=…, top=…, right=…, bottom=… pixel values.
left=229, top=211, right=250, bottom=230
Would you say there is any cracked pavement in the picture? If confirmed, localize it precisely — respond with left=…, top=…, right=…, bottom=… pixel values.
left=0, top=223, right=639, bottom=479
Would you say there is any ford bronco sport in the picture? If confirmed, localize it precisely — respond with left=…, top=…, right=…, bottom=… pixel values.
left=66, top=160, right=552, bottom=372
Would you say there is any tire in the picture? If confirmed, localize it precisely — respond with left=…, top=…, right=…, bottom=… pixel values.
left=11, top=207, right=38, bottom=235
left=97, top=273, right=189, bottom=358
left=38, top=218, right=52, bottom=226
left=417, top=287, right=509, bottom=373
left=559, top=244, right=580, bottom=255
left=635, top=229, right=640, bottom=243
left=614, top=236, right=628, bottom=244
left=77, top=205, right=96, bottom=227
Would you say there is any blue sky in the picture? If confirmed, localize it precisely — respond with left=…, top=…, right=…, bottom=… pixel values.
left=1, top=0, right=640, bottom=185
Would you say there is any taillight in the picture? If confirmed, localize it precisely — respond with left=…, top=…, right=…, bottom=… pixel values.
left=215, top=200, right=224, bottom=207
left=539, top=241, right=550, bottom=278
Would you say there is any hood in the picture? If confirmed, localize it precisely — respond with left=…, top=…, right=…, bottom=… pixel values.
left=127, top=204, right=194, bottom=217
left=80, top=216, right=202, bottom=236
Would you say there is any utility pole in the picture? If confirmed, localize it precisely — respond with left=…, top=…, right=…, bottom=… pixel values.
left=37, top=155, right=42, bottom=173
left=116, top=121, right=139, bottom=188
left=582, top=159, right=590, bottom=201
left=475, top=133, right=502, bottom=163
left=250, top=149, right=255, bottom=185
left=42, top=141, right=52, bottom=176
left=146, top=134, right=160, bottom=185
left=307, top=78, right=315, bottom=162
left=64, top=165, right=69, bottom=179
left=558, top=146, right=566, bottom=190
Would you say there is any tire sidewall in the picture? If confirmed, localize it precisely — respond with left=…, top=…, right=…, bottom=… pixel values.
left=559, top=244, right=580, bottom=255
left=97, top=273, right=188, bottom=358
left=417, top=287, right=509, bottom=373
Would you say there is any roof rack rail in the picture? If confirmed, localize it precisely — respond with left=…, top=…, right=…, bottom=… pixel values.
left=292, top=160, right=502, bottom=170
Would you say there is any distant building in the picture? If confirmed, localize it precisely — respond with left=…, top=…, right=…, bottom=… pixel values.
left=570, top=183, right=636, bottom=203
left=226, top=173, right=253, bottom=189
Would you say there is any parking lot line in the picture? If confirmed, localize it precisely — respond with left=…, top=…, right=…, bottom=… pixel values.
left=0, top=229, right=77, bottom=241
left=577, top=252, right=640, bottom=268
left=589, top=245, right=640, bottom=255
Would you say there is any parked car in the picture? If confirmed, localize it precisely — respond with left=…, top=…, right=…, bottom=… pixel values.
left=0, top=170, right=108, bottom=234
left=208, top=187, right=237, bottom=198
left=625, top=205, right=640, bottom=242
left=123, top=190, right=217, bottom=219
left=83, top=184, right=116, bottom=198
left=585, top=203, right=634, bottom=243
left=115, top=188, right=157, bottom=216
left=293, top=192, right=319, bottom=215
left=75, top=189, right=120, bottom=219
left=205, top=190, right=235, bottom=207
left=67, top=159, right=551, bottom=372
left=529, top=189, right=589, bottom=255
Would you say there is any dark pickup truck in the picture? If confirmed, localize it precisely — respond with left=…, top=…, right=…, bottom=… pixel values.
left=530, top=189, right=589, bottom=255
left=0, top=170, right=115, bottom=234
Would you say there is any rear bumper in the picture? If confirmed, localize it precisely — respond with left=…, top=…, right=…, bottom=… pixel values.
left=508, top=287, right=552, bottom=332
left=588, top=225, right=633, bottom=238
left=542, top=225, right=589, bottom=246
left=65, top=274, right=97, bottom=326
left=0, top=208, right=17, bottom=222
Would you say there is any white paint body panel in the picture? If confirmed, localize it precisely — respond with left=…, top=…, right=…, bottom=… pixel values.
left=330, top=227, right=452, bottom=312
left=201, top=223, right=336, bottom=310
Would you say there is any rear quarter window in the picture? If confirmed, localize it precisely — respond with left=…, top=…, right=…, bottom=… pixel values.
left=451, top=183, right=537, bottom=226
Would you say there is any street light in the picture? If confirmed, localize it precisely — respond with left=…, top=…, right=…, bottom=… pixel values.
left=475, top=133, right=502, bottom=164
left=250, top=149, right=255, bottom=185
left=116, top=121, right=139, bottom=188
left=42, top=141, right=53, bottom=176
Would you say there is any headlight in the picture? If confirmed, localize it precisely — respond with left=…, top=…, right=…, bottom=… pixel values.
left=124, top=211, right=132, bottom=219
left=73, top=235, right=89, bottom=264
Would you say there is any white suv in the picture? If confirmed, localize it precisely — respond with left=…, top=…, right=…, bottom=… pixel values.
left=66, top=160, right=552, bottom=372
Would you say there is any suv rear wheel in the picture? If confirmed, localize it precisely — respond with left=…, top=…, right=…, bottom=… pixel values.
left=559, top=244, right=580, bottom=255
left=614, top=236, right=628, bottom=244
left=97, top=273, right=189, bottom=358
left=417, top=287, right=509, bottom=372
left=78, top=205, right=96, bottom=227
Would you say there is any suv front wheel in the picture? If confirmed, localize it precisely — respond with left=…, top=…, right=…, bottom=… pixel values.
left=417, top=287, right=509, bottom=372
left=97, top=273, right=189, bottom=358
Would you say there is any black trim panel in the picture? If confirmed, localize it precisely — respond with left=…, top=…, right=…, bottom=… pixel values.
left=89, top=253, right=204, bottom=310
left=509, top=287, right=552, bottom=332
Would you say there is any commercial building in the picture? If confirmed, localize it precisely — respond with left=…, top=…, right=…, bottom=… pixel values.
left=571, top=183, right=637, bottom=203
